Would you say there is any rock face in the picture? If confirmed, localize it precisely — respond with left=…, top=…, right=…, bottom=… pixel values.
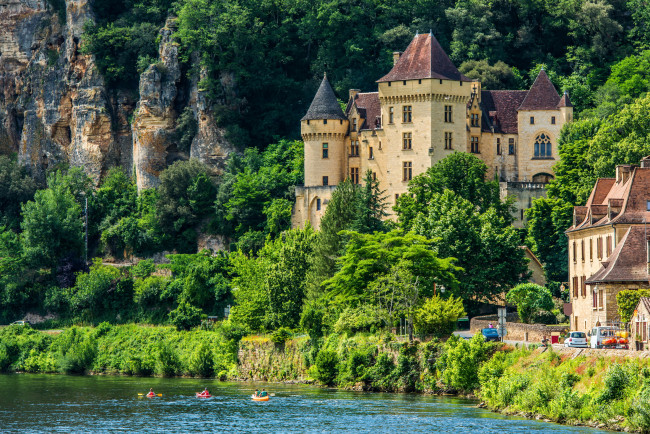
left=0, top=0, right=233, bottom=187
left=132, top=18, right=181, bottom=190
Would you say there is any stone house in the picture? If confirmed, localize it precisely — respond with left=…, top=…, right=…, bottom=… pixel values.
left=567, top=158, right=650, bottom=332
left=293, top=31, right=573, bottom=229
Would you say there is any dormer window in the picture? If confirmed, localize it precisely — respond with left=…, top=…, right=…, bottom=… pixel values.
left=352, top=118, right=357, bottom=132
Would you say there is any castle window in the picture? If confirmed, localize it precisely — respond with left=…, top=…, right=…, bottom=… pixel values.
left=322, top=176, right=328, bottom=186
left=402, top=161, right=412, bottom=181
left=389, top=107, right=394, bottom=124
left=372, top=172, right=377, bottom=181
left=418, top=79, right=421, bottom=84
left=444, top=132, right=453, bottom=150
left=352, top=118, right=357, bottom=132
left=403, top=80, right=407, bottom=86
left=350, top=167, right=359, bottom=184
left=581, top=240, right=585, bottom=262
left=378, top=141, right=382, bottom=150
left=395, top=193, right=399, bottom=203
left=573, top=241, right=576, bottom=263
left=444, top=105, right=452, bottom=123
left=324, top=119, right=328, bottom=125
left=496, top=138, right=501, bottom=155
left=316, top=198, right=321, bottom=211
left=597, top=237, right=602, bottom=259
left=402, top=132, right=412, bottom=150
left=388, top=82, right=391, bottom=87
left=307, top=120, right=310, bottom=125
left=471, top=113, right=480, bottom=127
left=508, top=138, right=515, bottom=155
left=530, top=116, right=534, bottom=125
left=350, top=140, right=359, bottom=156
left=322, top=143, right=328, bottom=159
left=590, top=238, right=593, bottom=261
left=551, top=116, right=556, bottom=125
left=402, top=106, right=412, bottom=123
left=470, top=136, right=479, bottom=153
left=534, top=133, right=552, bottom=157
left=369, top=147, right=374, bottom=159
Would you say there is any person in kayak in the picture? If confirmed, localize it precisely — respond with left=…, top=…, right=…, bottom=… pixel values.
left=260, top=389, right=267, bottom=397
left=147, top=388, right=155, bottom=397
left=201, top=388, right=210, bottom=396
left=254, top=389, right=260, bottom=397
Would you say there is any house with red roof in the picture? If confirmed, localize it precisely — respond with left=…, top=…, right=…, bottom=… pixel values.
left=567, top=157, right=650, bottom=332
left=293, top=32, right=573, bottom=229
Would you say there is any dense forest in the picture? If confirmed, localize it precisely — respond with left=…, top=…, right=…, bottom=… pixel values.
left=3, top=0, right=650, bottom=338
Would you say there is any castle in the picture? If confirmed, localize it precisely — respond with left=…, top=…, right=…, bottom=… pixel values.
left=292, top=32, right=573, bottom=229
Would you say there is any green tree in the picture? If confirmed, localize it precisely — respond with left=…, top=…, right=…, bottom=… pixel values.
left=395, top=152, right=511, bottom=231
left=506, top=283, right=554, bottom=324
left=525, top=198, right=574, bottom=285
left=412, top=190, right=527, bottom=301
left=352, top=170, right=388, bottom=234
left=415, top=295, right=466, bottom=338
left=21, top=173, right=84, bottom=269
left=459, top=59, right=520, bottom=90
left=156, top=159, right=217, bottom=252
left=169, top=299, right=203, bottom=331
left=616, top=289, right=650, bottom=323
left=0, top=156, right=37, bottom=231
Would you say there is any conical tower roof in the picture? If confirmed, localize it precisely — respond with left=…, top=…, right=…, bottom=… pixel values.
left=301, top=74, right=346, bottom=121
left=518, top=69, right=561, bottom=110
left=377, top=32, right=471, bottom=83
left=557, top=91, right=573, bottom=108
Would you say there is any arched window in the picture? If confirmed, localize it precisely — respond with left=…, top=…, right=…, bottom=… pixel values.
left=534, top=133, right=552, bottom=157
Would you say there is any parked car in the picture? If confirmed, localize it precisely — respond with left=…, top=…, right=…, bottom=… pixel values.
left=10, top=320, right=30, bottom=326
left=481, top=328, right=500, bottom=342
left=564, top=331, right=588, bottom=348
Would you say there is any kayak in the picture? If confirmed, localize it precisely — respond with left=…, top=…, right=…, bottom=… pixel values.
left=252, top=394, right=269, bottom=401
left=196, top=393, right=212, bottom=398
left=146, top=393, right=157, bottom=398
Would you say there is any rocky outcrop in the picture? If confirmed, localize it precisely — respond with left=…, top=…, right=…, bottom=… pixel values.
left=132, top=18, right=181, bottom=190
left=0, top=1, right=234, bottom=188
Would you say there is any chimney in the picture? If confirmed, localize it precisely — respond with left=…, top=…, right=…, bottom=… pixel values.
left=393, top=51, right=402, bottom=65
left=642, top=156, right=650, bottom=168
left=349, top=89, right=360, bottom=101
left=616, top=165, right=633, bottom=183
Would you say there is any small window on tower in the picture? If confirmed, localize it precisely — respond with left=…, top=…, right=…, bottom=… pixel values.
left=322, top=176, right=328, bottom=186
left=322, top=143, right=328, bottom=159
left=389, top=107, right=394, bottom=124
left=530, top=116, right=534, bottom=125
left=508, top=138, right=515, bottom=155
left=551, top=116, right=556, bottom=125
left=316, top=198, right=321, bottom=211
left=324, top=119, right=328, bottom=125
left=369, top=147, right=374, bottom=159
left=496, top=138, right=501, bottom=155
left=352, top=118, right=357, bottom=132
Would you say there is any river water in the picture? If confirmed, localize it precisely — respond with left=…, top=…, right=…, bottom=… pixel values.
left=0, top=374, right=608, bottom=433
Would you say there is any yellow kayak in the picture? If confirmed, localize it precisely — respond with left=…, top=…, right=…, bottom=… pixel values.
left=252, top=394, right=269, bottom=401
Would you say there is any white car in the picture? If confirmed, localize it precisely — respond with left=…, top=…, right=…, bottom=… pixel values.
left=564, top=331, right=589, bottom=348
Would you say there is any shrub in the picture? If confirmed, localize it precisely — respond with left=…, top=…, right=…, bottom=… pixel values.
left=598, top=363, right=629, bottom=402
left=55, top=329, right=97, bottom=374
left=439, top=333, right=494, bottom=393
left=506, top=283, right=554, bottom=324
left=414, top=295, right=465, bottom=338
left=169, top=300, right=203, bottom=331
left=315, top=349, right=339, bottom=385
left=156, top=342, right=181, bottom=377
left=270, top=327, right=292, bottom=347
left=334, top=305, right=383, bottom=334
left=396, top=343, right=420, bottom=392
left=189, top=343, right=214, bottom=377
left=629, top=384, right=650, bottom=431
left=367, top=352, right=396, bottom=391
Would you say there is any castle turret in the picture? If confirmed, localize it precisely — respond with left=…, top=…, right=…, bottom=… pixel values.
left=301, top=74, right=348, bottom=187
left=557, top=91, right=573, bottom=123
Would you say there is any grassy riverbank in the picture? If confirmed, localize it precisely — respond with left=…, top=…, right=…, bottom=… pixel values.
left=3, top=324, right=650, bottom=431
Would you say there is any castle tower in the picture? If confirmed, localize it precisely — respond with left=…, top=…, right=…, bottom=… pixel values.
left=375, top=32, right=473, bottom=204
left=301, top=74, right=349, bottom=187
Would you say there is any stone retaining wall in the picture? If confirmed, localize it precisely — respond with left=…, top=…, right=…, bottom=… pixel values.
left=470, top=314, right=568, bottom=342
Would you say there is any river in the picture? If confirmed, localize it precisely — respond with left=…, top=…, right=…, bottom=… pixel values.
left=0, top=374, right=608, bottom=433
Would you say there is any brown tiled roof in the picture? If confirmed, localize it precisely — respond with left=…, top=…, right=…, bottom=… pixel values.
left=518, top=70, right=561, bottom=111
left=480, top=90, right=527, bottom=134
left=586, top=226, right=650, bottom=284
left=557, top=91, right=572, bottom=108
left=377, top=33, right=471, bottom=83
left=569, top=164, right=650, bottom=231
left=351, top=92, right=381, bottom=130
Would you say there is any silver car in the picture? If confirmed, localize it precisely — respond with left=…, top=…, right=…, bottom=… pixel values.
left=564, top=331, right=588, bottom=348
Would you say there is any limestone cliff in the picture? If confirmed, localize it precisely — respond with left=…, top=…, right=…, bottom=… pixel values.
left=0, top=0, right=234, bottom=187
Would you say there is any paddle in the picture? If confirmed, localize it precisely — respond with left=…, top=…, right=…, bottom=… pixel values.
left=138, top=393, right=162, bottom=397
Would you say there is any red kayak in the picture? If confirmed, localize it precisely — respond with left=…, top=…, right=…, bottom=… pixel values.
left=196, top=392, right=212, bottom=398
